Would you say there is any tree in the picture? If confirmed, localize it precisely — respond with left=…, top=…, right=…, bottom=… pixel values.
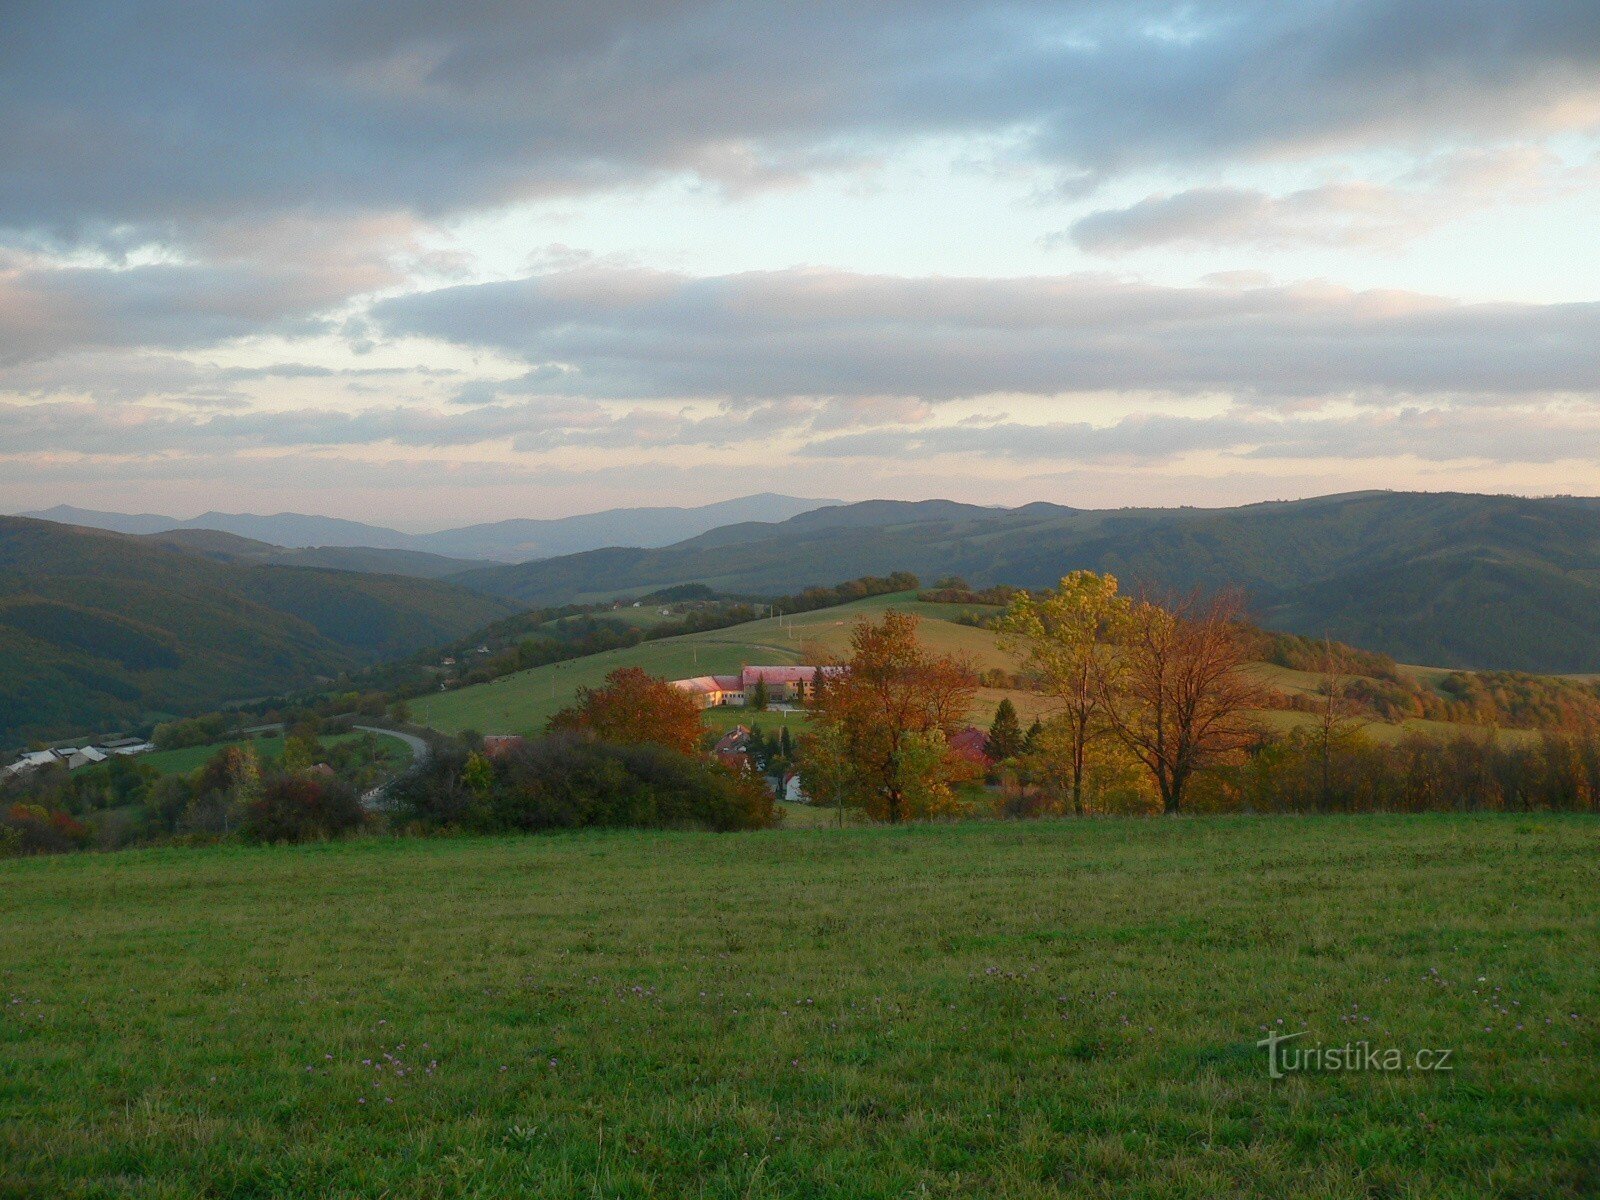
left=1312, top=636, right=1373, bottom=810
left=986, top=698, right=1024, bottom=762
left=997, top=571, right=1130, bottom=815
left=241, top=774, right=364, bottom=844
left=750, top=677, right=770, bottom=711
left=463, top=751, right=495, bottom=800
left=548, top=667, right=705, bottom=755
left=803, top=611, right=976, bottom=823
left=1095, top=590, right=1264, bottom=814
left=281, top=730, right=322, bottom=774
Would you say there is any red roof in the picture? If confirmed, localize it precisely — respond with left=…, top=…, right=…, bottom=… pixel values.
left=948, top=726, right=992, bottom=763
left=713, top=726, right=753, bottom=755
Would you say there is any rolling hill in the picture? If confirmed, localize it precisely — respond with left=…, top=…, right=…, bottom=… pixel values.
left=446, top=491, right=1600, bottom=672
left=142, top=528, right=485, bottom=579
left=410, top=590, right=1517, bottom=747
left=0, top=517, right=519, bottom=745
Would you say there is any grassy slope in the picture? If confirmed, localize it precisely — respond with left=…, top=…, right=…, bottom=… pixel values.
left=0, top=517, right=517, bottom=744
left=411, top=594, right=1003, bottom=735
left=136, top=731, right=412, bottom=777
left=413, top=593, right=1521, bottom=744
left=2, top=815, right=1595, bottom=1198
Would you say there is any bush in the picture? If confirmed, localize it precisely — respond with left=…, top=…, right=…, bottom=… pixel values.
left=1, top=803, right=92, bottom=856
left=395, top=734, right=775, bottom=833
left=240, top=774, right=366, bottom=844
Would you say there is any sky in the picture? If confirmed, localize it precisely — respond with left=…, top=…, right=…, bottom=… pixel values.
left=2, top=1, right=1599, bottom=529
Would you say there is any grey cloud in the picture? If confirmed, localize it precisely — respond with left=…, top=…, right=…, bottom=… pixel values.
left=0, top=399, right=601, bottom=456
left=799, top=408, right=1600, bottom=465
left=1067, top=184, right=1424, bottom=254
left=1068, top=147, right=1562, bottom=254
left=375, top=265, right=1600, bottom=404
left=4, top=3, right=1598, bottom=238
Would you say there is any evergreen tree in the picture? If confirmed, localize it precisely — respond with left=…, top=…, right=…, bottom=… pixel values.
left=986, top=698, right=1024, bottom=761
left=1023, top=719, right=1044, bottom=753
left=750, top=678, right=770, bottom=711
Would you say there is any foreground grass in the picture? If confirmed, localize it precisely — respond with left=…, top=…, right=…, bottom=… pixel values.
left=3, top=815, right=1597, bottom=1198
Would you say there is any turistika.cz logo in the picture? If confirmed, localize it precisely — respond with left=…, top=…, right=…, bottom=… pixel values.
left=1258, top=1029, right=1454, bottom=1078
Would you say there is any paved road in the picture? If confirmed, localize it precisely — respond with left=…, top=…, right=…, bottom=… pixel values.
left=353, top=725, right=430, bottom=810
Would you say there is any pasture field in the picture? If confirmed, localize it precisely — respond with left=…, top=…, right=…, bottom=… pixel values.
left=410, top=591, right=998, bottom=735
left=412, top=593, right=1520, bottom=748
left=2, top=814, right=1596, bottom=1198
left=135, top=731, right=412, bottom=777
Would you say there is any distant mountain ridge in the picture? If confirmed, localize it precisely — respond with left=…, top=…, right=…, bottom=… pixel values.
left=20, top=494, right=838, bottom=562
left=446, top=491, right=1600, bottom=672
left=141, top=529, right=485, bottom=580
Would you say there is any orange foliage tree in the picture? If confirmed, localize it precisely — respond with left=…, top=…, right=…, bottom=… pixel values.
left=1095, top=589, right=1264, bottom=814
left=548, top=667, right=705, bottom=755
left=804, top=611, right=976, bottom=823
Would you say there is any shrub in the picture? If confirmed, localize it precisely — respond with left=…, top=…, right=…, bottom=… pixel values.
left=1, top=803, right=92, bottom=856
left=240, top=774, right=366, bottom=844
left=395, top=734, right=775, bottom=833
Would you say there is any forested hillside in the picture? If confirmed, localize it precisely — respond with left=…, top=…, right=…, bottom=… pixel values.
left=0, top=518, right=517, bottom=744
left=449, top=492, right=1600, bottom=671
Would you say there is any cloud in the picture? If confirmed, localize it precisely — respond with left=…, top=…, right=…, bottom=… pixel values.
left=799, top=408, right=1600, bottom=466
left=375, top=265, right=1600, bottom=404
left=4, top=2, right=1598, bottom=239
left=1066, top=146, right=1564, bottom=254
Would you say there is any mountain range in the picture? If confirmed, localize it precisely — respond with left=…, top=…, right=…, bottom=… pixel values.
left=10, top=489, right=1600, bottom=745
left=446, top=491, right=1600, bottom=673
left=19, top=494, right=837, bottom=563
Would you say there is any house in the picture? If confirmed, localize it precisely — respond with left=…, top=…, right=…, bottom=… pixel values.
left=713, top=726, right=754, bottom=755
left=671, top=675, right=746, bottom=708
left=482, top=734, right=527, bottom=759
left=671, top=664, right=845, bottom=708
left=947, top=726, right=993, bottom=768
left=65, top=746, right=108, bottom=770
left=739, top=665, right=841, bottom=704
left=109, top=741, right=156, bottom=757
left=782, top=771, right=806, bottom=802
left=712, top=725, right=756, bottom=772
left=3, top=749, right=62, bottom=777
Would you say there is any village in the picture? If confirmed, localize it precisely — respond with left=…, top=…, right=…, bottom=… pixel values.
left=3, top=737, right=155, bottom=778
left=676, top=663, right=993, bottom=804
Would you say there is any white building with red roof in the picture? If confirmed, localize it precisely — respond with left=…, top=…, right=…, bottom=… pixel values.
left=671, top=665, right=844, bottom=708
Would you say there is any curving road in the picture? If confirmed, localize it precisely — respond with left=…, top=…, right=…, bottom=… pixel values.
left=353, top=725, right=430, bottom=810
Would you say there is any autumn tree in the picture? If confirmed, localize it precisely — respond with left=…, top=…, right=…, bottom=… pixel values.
left=548, top=667, right=705, bottom=755
left=804, top=611, right=976, bottom=823
left=997, top=571, right=1130, bottom=815
left=1096, top=589, right=1265, bottom=814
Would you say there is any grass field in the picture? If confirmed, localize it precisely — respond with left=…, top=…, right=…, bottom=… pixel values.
left=2, top=814, right=1595, bottom=1198
left=410, top=592, right=1000, bottom=736
left=136, top=731, right=412, bottom=777
left=412, top=593, right=1525, bottom=748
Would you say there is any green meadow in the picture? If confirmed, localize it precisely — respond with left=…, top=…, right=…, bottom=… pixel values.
left=409, top=592, right=991, bottom=735
left=136, top=730, right=413, bottom=777
left=411, top=592, right=1525, bottom=748
left=3, top=814, right=1596, bottom=1198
